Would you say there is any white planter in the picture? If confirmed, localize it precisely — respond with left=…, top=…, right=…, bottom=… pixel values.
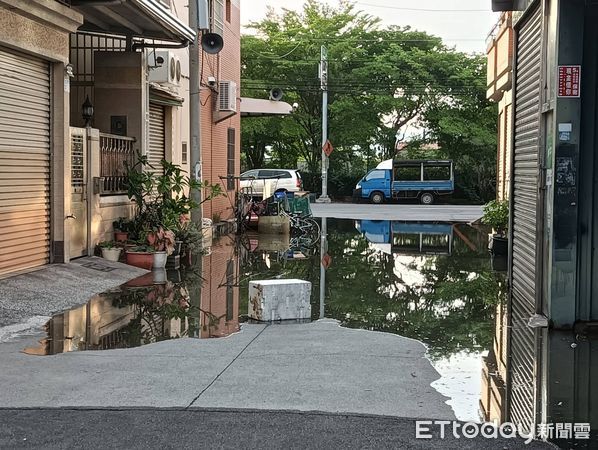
left=101, top=247, right=122, bottom=262
left=152, top=268, right=167, bottom=284
left=153, top=251, right=168, bottom=269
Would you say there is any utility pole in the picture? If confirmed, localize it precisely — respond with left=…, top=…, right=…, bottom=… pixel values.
left=189, top=0, right=203, bottom=224
left=319, top=216, right=328, bottom=318
left=316, top=45, right=331, bottom=203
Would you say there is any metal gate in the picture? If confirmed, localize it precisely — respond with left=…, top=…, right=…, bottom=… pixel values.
left=148, top=103, right=166, bottom=177
left=0, top=47, right=51, bottom=276
left=68, top=128, right=88, bottom=259
left=508, top=3, right=543, bottom=434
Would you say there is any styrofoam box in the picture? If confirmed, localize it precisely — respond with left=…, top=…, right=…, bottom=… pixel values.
left=248, top=279, right=312, bottom=322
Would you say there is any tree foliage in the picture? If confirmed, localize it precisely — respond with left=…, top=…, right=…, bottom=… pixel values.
left=241, top=0, right=497, bottom=202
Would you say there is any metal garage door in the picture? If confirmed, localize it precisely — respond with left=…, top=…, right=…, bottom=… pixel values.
left=148, top=103, right=165, bottom=177
left=508, top=3, right=542, bottom=435
left=0, top=47, right=50, bottom=276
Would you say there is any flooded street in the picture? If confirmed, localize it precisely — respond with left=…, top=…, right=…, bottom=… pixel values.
left=26, top=218, right=504, bottom=423
left=17, top=217, right=598, bottom=447
left=240, top=219, right=503, bottom=422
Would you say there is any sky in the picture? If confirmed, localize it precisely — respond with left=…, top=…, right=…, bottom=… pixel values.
left=240, top=0, right=499, bottom=54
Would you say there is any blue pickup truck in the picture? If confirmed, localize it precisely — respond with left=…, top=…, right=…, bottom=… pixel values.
left=352, top=159, right=454, bottom=205
left=355, top=220, right=454, bottom=255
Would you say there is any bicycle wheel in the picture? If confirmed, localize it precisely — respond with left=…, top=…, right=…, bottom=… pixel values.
left=301, top=218, right=321, bottom=247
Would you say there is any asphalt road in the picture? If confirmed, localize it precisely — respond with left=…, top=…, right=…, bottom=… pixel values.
left=0, top=408, right=555, bottom=450
left=311, top=203, right=483, bottom=223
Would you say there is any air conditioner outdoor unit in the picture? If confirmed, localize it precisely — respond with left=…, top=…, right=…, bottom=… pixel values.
left=148, top=51, right=181, bottom=86
left=219, top=81, right=237, bottom=112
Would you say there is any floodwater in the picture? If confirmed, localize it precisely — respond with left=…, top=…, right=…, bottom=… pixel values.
left=24, top=218, right=597, bottom=447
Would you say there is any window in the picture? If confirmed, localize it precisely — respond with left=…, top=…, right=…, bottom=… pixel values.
left=211, top=0, right=224, bottom=36
left=365, top=170, right=386, bottom=181
left=182, top=142, right=188, bottom=164
left=225, top=0, right=231, bottom=23
left=240, top=170, right=258, bottom=180
left=227, top=128, right=235, bottom=190
left=258, top=170, right=275, bottom=178
left=423, top=165, right=451, bottom=181
left=273, top=170, right=292, bottom=179
left=395, top=166, right=421, bottom=181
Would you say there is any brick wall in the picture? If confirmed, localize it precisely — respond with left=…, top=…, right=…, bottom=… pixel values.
left=200, top=1, right=241, bottom=222
left=200, top=237, right=240, bottom=338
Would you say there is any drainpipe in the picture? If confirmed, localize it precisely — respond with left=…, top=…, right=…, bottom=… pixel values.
left=131, top=41, right=190, bottom=51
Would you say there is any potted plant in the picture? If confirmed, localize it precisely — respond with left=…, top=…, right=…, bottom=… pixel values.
left=98, top=241, right=122, bottom=262
left=125, top=244, right=155, bottom=270
left=482, top=199, right=509, bottom=256
left=175, top=218, right=204, bottom=265
left=147, top=227, right=176, bottom=269
left=113, top=217, right=133, bottom=243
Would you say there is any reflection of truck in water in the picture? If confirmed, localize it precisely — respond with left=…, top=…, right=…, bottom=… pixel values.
left=355, top=220, right=454, bottom=255
left=353, top=159, right=454, bottom=205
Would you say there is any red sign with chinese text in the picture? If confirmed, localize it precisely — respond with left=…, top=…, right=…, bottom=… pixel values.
left=558, top=65, right=581, bottom=98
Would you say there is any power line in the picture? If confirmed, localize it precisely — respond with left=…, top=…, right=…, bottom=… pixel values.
left=355, top=2, right=488, bottom=12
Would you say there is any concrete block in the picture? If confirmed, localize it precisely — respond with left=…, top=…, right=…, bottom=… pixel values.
left=249, top=279, right=311, bottom=321
left=258, top=216, right=290, bottom=235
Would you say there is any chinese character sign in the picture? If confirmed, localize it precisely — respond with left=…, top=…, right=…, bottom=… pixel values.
left=558, top=65, right=581, bottom=98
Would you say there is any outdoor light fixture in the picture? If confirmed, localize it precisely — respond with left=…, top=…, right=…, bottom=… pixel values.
left=82, top=95, right=94, bottom=127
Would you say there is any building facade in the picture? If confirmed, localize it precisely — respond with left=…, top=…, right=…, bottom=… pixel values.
left=489, top=0, right=598, bottom=439
left=0, top=0, right=241, bottom=278
left=486, top=12, right=514, bottom=201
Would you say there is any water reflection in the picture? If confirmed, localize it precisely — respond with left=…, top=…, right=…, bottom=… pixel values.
left=481, top=299, right=598, bottom=447
left=25, top=238, right=240, bottom=355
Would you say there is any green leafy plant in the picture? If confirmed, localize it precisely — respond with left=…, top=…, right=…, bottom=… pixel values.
left=482, top=199, right=509, bottom=236
left=112, top=217, right=134, bottom=233
left=147, top=227, right=176, bottom=255
left=128, top=244, right=156, bottom=253
left=125, top=153, right=224, bottom=238
left=98, top=241, right=118, bottom=249
left=175, top=216, right=204, bottom=257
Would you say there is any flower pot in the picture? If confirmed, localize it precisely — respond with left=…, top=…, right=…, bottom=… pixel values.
left=124, top=272, right=154, bottom=287
left=153, top=251, right=168, bottom=269
left=125, top=251, right=153, bottom=270
left=152, top=268, right=167, bottom=284
left=101, top=247, right=122, bottom=262
left=489, top=234, right=508, bottom=256
left=172, top=241, right=183, bottom=256
left=114, top=231, right=129, bottom=243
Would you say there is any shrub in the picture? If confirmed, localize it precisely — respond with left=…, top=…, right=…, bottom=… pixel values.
left=482, top=199, right=509, bottom=236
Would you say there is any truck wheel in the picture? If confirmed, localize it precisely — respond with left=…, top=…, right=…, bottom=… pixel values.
left=370, top=192, right=384, bottom=204
left=420, top=193, right=434, bottom=205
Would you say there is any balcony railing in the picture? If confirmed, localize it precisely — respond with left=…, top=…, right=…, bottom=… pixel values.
left=99, top=133, right=136, bottom=195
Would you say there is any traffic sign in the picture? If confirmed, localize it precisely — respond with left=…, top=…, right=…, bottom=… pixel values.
left=323, top=140, right=334, bottom=157
left=321, top=253, right=332, bottom=269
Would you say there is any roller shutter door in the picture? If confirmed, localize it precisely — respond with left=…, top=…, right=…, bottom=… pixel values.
left=148, top=103, right=165, bottom=177
left=508, top=4, right=542, bottom=435
left=0, top=48, right=50, bottom=276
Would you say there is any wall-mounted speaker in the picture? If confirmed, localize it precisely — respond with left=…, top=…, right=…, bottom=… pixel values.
left=269, top=88, right=284, bottom=101
left=202, top=33, right=224, bottom=55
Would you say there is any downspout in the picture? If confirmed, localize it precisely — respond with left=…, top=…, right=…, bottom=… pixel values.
left=132, top=40, right=190, bottom=51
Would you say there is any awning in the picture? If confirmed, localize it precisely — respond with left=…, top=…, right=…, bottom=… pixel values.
left=149, top=82, right=183, bottom=107
left=72, top=0, right=196, bottom=44
left=240, top=97, right=294, bottom=117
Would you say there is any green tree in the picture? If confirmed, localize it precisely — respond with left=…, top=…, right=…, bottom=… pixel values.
left=241, top=0, right=497, bottom=201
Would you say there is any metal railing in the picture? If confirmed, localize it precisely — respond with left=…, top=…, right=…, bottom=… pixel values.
left=99, top=133, right=136, bottom=195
